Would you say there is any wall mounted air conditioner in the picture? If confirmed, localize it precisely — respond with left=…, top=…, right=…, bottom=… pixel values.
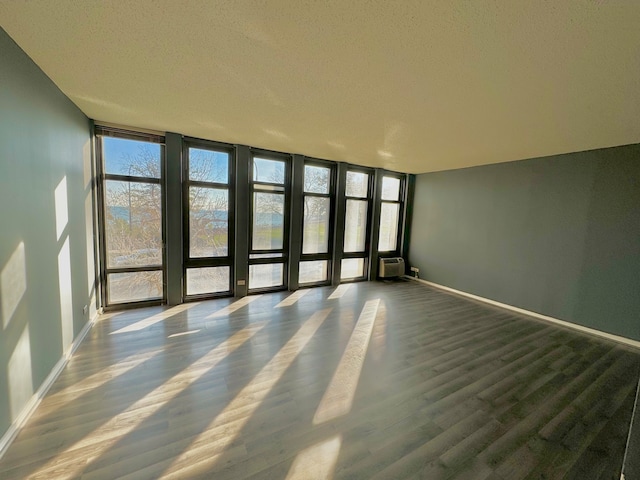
left=379, top=257, right=405, bottom=278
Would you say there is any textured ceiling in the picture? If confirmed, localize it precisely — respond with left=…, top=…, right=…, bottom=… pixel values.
left=1, top=1, right=640, bottom=173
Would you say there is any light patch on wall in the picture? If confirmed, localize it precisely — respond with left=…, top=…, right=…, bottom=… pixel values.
left=285, top=434, right=342, bottom=480
left=313, top=299, right=379, bottom=424
left=1, top=241, right=27, bottom=330
left=58, top=237, right=74, bottom=353
left=8, top=323, right=33, bottom=421
left=54, top=177, right=68, bottom=241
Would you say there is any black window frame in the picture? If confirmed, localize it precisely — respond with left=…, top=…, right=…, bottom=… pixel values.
left=299, top=159, right=336, bottom=287
left=95, top=126, right=166, bottom=310
left=378, top=173, right=405, bottom=258
left=341, top=166, right=375, bottom=283
left=182, top=138, right=236, bottom=300
left=248, top=149, right=292, bottom=293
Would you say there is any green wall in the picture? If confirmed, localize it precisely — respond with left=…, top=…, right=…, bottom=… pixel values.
left=0, top=28, right=94, bottom=439
left=408, top=145, right=640, bottom=341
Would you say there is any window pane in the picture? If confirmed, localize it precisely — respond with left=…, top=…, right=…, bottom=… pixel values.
left=103, top=137, right=161, bottom=178
left=253, top=192, right=284, bottom=250
left=381, top=176, right=401, bottom=201
left=345, top=171, right=369, bottom=197
left=189, top=148, right=229, bottom=184
left=379, top=202, right=400, bottom=251
left=304, top=165, right=330, bottom=194
left=186, top=267, right=230, bottom=296
left=252, top=184, right=284, bottom=192
left=189, top=187, right=228, bottom=257
left=105, top=180, right=162, bottom=268
left=249, top=263, right=284, bottom=289
left=108, top=271, right=163, bottom=304
left=249, top=253, right=283, bottom=259
left=299, top=260, right=328, bottom=284
left=303, top=197, right=330, bottom=254
left=341, top=258, right=365, bottom=280
left=253, top=157, right=285, bottom=184
left=344, top=199, right=368, bottom=253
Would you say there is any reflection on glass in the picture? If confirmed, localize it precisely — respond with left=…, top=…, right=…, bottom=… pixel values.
left=108, top=271, right=163, bottom=303
left=299, top=261, right=328, bottom=284
left=303, top=197, right=330, bottom=254
left=186, top=267, right=230, bottom=295
left=304, top=165, right=330, bottom=194
left=253, top=157, right=285, bottom=184
left=253, top=192, right=284, bottom=250
left=341, top=258, right=365, bottom=280
left=103, top=137, right=161, bottom=178
left=189, top=148, right=229, bottom=184
left=189, top=187, right=228, bottom=257
left=249, top=263, right=284, bottom=289
left=105, top=180, right=162, bottom=268
left=345, top=171, right=368, bottom=198
left=344, top=199, right=367, bottom=253
left=381, top=176, right=401, bottom=201
left=378, top=203, right=400, bottom=251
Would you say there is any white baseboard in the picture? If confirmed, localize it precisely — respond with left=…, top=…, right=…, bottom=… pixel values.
left=407, top=276, right=640, bottom=350
left=0, top=312, right=98, bottom=460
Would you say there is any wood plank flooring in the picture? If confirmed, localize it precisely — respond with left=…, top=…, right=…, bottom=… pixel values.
left=1, top=280, right=638, bottom=479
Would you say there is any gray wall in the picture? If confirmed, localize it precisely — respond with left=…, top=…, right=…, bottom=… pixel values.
left=0, top=28, right=94, bottom=439
left=408, top=145, right=640, bottom=341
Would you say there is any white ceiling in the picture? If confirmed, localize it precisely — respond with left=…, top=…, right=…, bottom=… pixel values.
left=1, top=1, right=639, bottom=173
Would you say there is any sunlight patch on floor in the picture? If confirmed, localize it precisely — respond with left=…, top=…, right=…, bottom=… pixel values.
left=275, top=290, right=308, bottom=308
left=47, top=349, right=167, bottom=404
left=37, top=321, right=269, bottom=479
left=168, top=329, right=201, bottom=338
left=164, top=308, right=333, bottom=477
left=111, top=303, right=198, bottom=334
left=205, top=295, right=262, bottom=319
left=328, top=284, right=350, bottom=300
left=285, top=434, right=342, bottom=480
left=313, top=299, right=379, bottom=424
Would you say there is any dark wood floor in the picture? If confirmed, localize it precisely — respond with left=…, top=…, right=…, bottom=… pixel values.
left=1, top=280, right=638, bottom=479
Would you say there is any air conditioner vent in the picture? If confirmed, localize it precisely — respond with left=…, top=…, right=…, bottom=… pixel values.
left=379, top=257, right=405, bottom=278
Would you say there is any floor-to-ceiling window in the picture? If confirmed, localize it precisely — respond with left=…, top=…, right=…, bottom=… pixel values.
left=96, top=128, right=165, bottom=307
left=95, top=126, right=409, bottom=308
left=299, top=161, right=335, bottom=286
left=378, top=174, right=404, bottom=256
left=341, top=168, right=374, bottom=281
left=248, top=152, right=290, bottom=291
left=183, top=140, right=234, bottom=298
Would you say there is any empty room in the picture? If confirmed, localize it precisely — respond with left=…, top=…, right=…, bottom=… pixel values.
left=1, top=2, right=639, bottom=479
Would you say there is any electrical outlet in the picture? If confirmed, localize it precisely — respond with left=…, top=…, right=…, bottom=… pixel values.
left=410, top=267, right=420, bottom=273
left=83, top=305, right=88, bottom=316
left=237, top=279, right=246, bottom=286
